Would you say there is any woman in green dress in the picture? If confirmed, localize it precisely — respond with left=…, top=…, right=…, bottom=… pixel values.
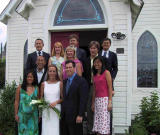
left=14, top=71, right=39, bottom=135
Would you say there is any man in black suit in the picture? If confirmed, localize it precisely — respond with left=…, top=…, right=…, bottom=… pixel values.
left=33, top=56, right=47, bottom=135
left=99, top=38, right=118, bottom=83
left=69, top=34, right=86, bottom=67
left=26, top=38, right=50, bottom=71
left=83, top=41, right=99, bottom=135
left=33, top=56, right=47, bottom=88
left=99, top=38, right=118, bottom=134
left=61, top=60, right=89, bottom=135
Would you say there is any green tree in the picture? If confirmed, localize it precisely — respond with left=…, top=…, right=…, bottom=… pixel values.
left=0, top=82, right=17, bottom=135
left=0, top=58, right=5, bottom=89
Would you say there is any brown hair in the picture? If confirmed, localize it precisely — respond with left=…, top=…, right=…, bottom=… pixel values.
left=88, top=41, right=100, bottom=51
left=47, top=65, right=60, bottom=81
left=69, top=34, right=79, bottom=41
left=51, top=42, right=64, bottom=57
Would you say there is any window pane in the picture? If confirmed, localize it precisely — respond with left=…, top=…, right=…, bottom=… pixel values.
left=54, top=0, right=105, bottom=26
left=24, top=40, right=28, bottom=70
left=137, top=31, right=158, bottom=88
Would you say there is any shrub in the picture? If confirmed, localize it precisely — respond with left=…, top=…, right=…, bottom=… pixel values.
left=0, top=81, right=17, bottom=135
left=125, top=119, right=148, bottom=135
left=126, top=92, right=160, bottom=135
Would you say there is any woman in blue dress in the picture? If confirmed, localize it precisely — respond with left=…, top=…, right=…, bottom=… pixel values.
left=14, top=71, right=39, bottom=135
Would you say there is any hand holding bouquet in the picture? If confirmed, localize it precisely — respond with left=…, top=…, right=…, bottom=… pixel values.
left=30, top=99, right=61, bottom=119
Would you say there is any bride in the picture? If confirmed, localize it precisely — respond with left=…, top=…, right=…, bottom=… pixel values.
left=40, top=65, right=63, bottom=135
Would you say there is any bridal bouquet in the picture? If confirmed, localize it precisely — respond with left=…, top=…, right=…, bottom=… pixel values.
left=30, top=99, right=61, bottom=119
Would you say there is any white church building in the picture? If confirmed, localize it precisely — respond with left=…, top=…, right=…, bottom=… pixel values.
left=1, top=0, right=160, bottom=134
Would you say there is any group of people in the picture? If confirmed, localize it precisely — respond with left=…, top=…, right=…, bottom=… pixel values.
left=14, top=34, right=118, bottom=135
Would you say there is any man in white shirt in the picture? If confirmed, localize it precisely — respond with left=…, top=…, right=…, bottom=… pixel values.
left=33, top=56, right=47, bottom=88
left=33, top=56, right=47, bottom=135
left=26, top=38, right=50, bottom=71
left=99, top=38, right=118, bottom=82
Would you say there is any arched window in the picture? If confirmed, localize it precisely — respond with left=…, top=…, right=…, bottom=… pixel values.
left=24, top=40, right=28, bottom=70
left=54, top=0, right=104, bottom=26
left=137, top=31, right=158, bottom=88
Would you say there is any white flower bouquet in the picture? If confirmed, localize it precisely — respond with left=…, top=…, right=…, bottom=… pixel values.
left=30, top=99, right=61, bottom=119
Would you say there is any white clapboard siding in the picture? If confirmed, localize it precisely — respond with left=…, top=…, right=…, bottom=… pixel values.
left=6, top=12, right=28, bottom=83
left=28, top=0, right=51, bottom=54
left=110, top=0, right=131, bottom=133
left=132, top=0, right=160, bottom=117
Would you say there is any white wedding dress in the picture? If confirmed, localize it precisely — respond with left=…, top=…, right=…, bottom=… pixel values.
left=42, top=81, right=61, bottom=135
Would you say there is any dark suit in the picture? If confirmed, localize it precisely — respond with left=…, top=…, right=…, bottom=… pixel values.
left=83, top=57, right=93, bottom=134
left=33, top=68, right=47, bottom=88
left=33, top=68, right=47, bottom=135
left=76, top=48, right=86, bottom=72
left=84, top=57, right=92, bottom=86
left=84, top=56, right=111, bottom=87
left=26, top=51, right=50, bottom=71
left=61, top=74, right=89, bottom=135
left=99, top=50, right=118, bottom=80
left=76, top=48, right=86, bottom=61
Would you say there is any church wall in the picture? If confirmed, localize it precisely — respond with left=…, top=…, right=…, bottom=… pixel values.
left=4, top=0, right=134, bottom=134
left=28, top=0, right=51, bottom=54
left=6, top=11, right=28, bottom=83
left=109, top=1, right=132, bottom=133
left=132, top=0, right=160, bottom=116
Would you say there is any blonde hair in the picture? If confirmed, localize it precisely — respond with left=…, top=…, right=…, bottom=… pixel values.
left=64, top=45, right=77, bottom=60
left=51, top=42, right=64, bottom=57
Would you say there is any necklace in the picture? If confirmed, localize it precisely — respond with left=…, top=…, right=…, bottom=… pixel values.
left=26, top=86, right=34, bottom=95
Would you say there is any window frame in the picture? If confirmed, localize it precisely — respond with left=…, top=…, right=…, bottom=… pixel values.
left=48, top=0, right=109, bottom=31
left=134, top=29, right=160, bottom=91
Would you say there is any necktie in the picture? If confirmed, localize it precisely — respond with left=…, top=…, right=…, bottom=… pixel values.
left=103, top=51, right=107, bottom=57
left=66, top=79, right=71, bottom=95
left=38, top=51, right=41, bottom=56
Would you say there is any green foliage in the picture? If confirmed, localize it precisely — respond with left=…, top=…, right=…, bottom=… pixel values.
left=0, top=81, right=17, bottom=135
left=0, top=58, right=5, bottom=89
left=126, top=92, right=160, bottom=135
left=125, top=119, right=148, bottom=135
left=139, top=92, right=160, bottom=134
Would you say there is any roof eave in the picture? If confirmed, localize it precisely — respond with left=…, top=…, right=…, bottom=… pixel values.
left=16, top=0, right=35, bottom=20
left=0, top=0, right=21, bottom=24
left=130, top=0, right=144, bottom=29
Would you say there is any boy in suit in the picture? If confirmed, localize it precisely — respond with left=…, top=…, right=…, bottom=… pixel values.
left=26, top=38, right=50, bottom=71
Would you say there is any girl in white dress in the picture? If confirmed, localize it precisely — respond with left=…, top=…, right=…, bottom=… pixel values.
left=40, top=65, right=63, bottom=135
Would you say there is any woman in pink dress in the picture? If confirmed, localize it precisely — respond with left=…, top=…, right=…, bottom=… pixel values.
left=61, top=45, right=83, bottom=80
left=92, top=56, right=112, bottom=135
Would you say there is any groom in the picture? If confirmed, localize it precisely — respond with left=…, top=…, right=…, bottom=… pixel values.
left=61, top=60, right=89, bottom=135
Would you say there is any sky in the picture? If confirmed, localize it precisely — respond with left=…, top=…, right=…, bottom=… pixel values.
left=0, top=0, right=10, bottom=50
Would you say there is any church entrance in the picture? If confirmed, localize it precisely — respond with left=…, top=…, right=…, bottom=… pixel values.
left=51, top=30, right=107, bottom=56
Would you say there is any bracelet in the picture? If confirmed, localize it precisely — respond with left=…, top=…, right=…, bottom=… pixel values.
left=108, top=100, right=112, bottom=103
